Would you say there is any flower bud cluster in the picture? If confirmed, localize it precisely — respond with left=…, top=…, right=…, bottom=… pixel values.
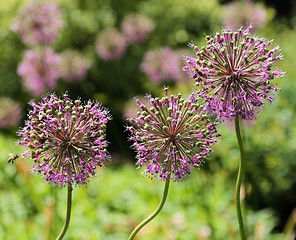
left=127, top=88, right=220, bottom=181
left=17, top=93, right=111, bottom=186
left=183, top=25, right=284, bottom=121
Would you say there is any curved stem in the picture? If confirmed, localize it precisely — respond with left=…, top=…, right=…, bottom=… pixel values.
left=235, top=115, right=246, bottom=240
left=56, top=184, right=73, bottom=240
left=128, top=174, right=171, bottom=240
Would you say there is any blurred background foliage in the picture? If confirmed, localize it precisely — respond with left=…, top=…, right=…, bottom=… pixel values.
left=0, top=0, right=295, bottom=239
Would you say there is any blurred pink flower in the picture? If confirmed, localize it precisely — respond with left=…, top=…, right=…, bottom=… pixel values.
left=123, top=95, right=148, bottom=120
left=222, top=0, right=267, bottom=30
left=95, top=28, right=127, bottom=61
left=140, top=47, right=184, bottom=83
left=0, top=97, right=22, bottom=129
left=121, top=14, right=154, bottom=44
left=17, top=48, right=61, bottom=96
left=59, top=50, right=91, bottom=82
left=12, top=0, right=63, bottom=46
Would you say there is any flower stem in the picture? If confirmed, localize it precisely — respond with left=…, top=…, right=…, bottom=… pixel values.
left=235, top=115, right=246, bottom=240
left=128, top=174, right=171, bottom=240
left=56, top=184, right=73, bottom=240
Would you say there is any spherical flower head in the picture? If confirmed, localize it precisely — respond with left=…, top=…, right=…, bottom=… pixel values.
left=121, top=14, right=154, bottom=44
left=0, top=97, right=22, bottom=129
left=141, top=48, right=184, bottom=83
left=183, top=25, right=284, bottom=121
left=17, top=93, right=111, bottom=187
left=95, top=27, right=127, bottom=61
left=59, top=50, right=91, bottom=82
left=11, top=0, right=63, bottom=46
left=126, top=88, right=220, bottom=181
left=17, top=48, right=61, bottom=96
left=222, top=0, right=268, bottom=30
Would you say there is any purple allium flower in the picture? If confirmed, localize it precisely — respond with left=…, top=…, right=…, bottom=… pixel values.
left=141, top=48, right=184, bottom=83
left=222, top=0, right=268, bottom=31
left=17, top=48, right=61, bottom=96
left=183, top=25, right=284, bottom=121
left=59, top=50, right=91, bottom=82
left=95, top=28, right=127, bottom=61
left=11, top=0, right=63, bottom=46
left=0, top=97, right=22, bottom=129
left=121, top=14, right=154, bottom=44
left=17, top=93, right=111, bottom=186
left=126, top=88, right=220, bottom=181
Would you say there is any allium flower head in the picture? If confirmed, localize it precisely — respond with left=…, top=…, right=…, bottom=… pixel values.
left=183, top=25, right=284, bottom=121
left=0, top=97, right=22, bottom=129
left=121, top=14, right=154, bottom=44
left=17, top=93, right=111, bottom=186
left=127, top=88, right=220, bottom=181
left=59, top=50, right=91, bottom=82
left=141, top=48, right=184, bottom=83
left=17, top=48, right=61, bottom=96
left=12, top=0, right=63, bottom=46
left=95, top=28, right=127, bottom=61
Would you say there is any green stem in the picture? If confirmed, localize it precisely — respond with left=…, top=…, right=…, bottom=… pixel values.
left=56, top=184, right=73, bottom=240
left=128, top=174, right=171, bottom=240
left=235, top=115, right=246, bottom=240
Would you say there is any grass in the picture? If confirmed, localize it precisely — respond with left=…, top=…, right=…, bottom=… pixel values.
left=0, top=134, right=287, bottom=240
